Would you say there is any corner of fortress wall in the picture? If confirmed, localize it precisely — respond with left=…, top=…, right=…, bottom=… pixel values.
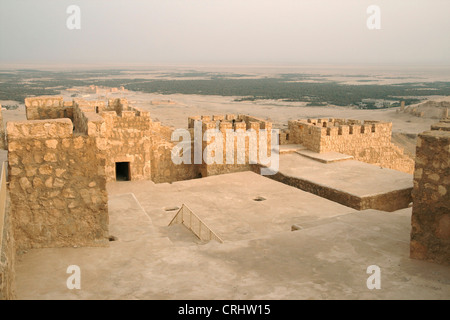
left=286, top=118, right=415, bottom=174
left=7, top=119, right=109, bottom=250
left=411, top=120, right=450, bottom=265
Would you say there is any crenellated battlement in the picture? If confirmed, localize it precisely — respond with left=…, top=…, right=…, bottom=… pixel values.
left=285, top=118, right=412, bottom=173
left=286, top=118, right=392, bottom=152
left=188, top=114, right=271, bottom=133
left=187, top=114, right=274, bottom=177
left=292, top=118, right=391, bottom=136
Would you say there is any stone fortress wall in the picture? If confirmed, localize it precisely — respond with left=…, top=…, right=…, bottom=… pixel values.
left=0, top=160, right=15, bottom=299
left=100, top=99, right=153, bottom=182
left=188, top=114, right=273, bottom=177
left=25, top=96, right=73, bottom=120
left=7, top=119, right=109, bottom=250
left=283, top=118, right=415, bottom=173
left=410, top=118, right=450, bottom=265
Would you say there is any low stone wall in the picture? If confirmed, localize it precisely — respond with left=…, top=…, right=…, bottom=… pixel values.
left=0, top=204, right=16, bottom=300
left=411, top=126, right=450, bottom=265
left=288, top=119, right=415, bottom=173
left=107, top=98, right=129, bottom=115
left=0, top=163, right=15, bottom=300
left=287, top=120, right=322, bottom=152
left=150, top=135, right=200, bottom=184
left=7, top=119, right=109, bottom=250
left=190, top=114, right=273, bottom=178
left=25, top=96, right=73, bottom=120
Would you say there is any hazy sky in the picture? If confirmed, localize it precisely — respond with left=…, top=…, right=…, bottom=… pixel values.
left=0, top=0, right=449, bottom=66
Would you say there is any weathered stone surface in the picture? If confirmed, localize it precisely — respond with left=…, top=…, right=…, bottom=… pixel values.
left=103, top=99, right=153, bottom=182
left=7, top=119, right=73, bottom=139
left=286, top=119, right=414, bottom=174
left=7, top=113, right=109, bottom=250
left=0, top=197, right=16, bottom=300
left=25, top=96, right=72, bottom=121
left=45, top=139, right=58, bottom=149
left=411, top=128, right=450, bottom=265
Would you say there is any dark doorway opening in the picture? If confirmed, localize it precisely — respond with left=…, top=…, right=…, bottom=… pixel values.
left=116, top=162, right=130, bottom=181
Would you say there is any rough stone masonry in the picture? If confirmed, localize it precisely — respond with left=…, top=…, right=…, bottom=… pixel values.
left=411, top=119, right=450, bottom=265
left=7, top=119, right=109, bottom=250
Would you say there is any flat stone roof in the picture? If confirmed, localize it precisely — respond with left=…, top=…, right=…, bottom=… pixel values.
left=278, top=153, right=413, bottom=197
left=108, top=171, right=355, bottom=241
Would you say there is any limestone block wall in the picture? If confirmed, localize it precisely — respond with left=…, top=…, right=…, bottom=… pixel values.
left=102, top=107, right=152, bottom=182
left=0, top=163, right=15, bottom=300
left=279, top=129, right=290, bottom=145
left=150, top=121, right=200, bottom=183
left=0, top=205, right=15, bottom=300
left=73, top=100, right=106, bottom=136
left=201, top=121, right=249, bottom=177
left=0, top=211, right=15, bottom=300
left=287, top=120, right=323, bottom=152
left=158, top=124, right=175, bottom=142
left=73, top=99, right=106, bottom=117
left=195, top=114, right=273, bottom=177
left=410, top=125, right=450, bottom=265
left=288, top=118, right=414, bottom=173
left=107, top=98, right=129, bottom=115
left=25, top=96, right=73, bottom=120
left=150, top=137, right=200, bottom=183
left=7, top=119, right=109, bottom=250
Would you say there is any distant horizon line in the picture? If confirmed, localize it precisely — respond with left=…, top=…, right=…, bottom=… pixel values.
left=1, top=62, right=450, bottom=72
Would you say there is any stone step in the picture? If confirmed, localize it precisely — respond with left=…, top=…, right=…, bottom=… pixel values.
left=277, top=144, right=307, bottom=155
left=295, top=149, right=354, bottom=163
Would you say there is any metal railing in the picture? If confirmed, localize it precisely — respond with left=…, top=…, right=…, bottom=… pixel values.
left=169, top=204, right=223, bottom=243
